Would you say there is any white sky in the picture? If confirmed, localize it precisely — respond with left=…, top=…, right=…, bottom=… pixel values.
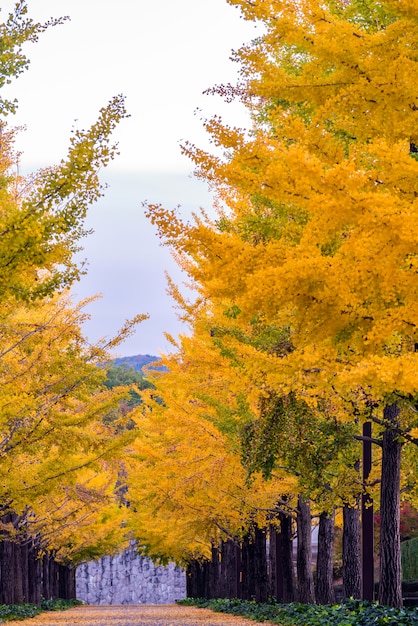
left=2, top=0, right=258, bottom=356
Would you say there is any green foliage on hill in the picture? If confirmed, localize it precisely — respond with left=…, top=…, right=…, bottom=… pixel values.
left=112, top=355, right=160, bottom=373
left=104, top=363, right=153, bottom=411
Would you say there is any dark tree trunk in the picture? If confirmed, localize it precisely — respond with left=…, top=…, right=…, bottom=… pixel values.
left=1, top=540, right=16, bottom=604
left=42, top=552, right=65, bottom=600
left=0, top=513, right=16, bottom=604
left=269, top=512, right=295, bottom=602
left=296, top=496, right=315, bottom=604
left=20, top=540, right=30, bottom=603
left=209, top=544, right=220, bottom=599
left=281, top=512, right=296, bottom=602
left=0, top=520, right=77, bottom=606
left=50, top=556, right=60, bottom=599
left=68, top=567, right=76, bottom=600
left=3, top=541, right=16, bottom=604
left=241, top=532, right=256, bottom=600
left=269, top=525, right=283, bottom=600
left=218, top=541, right=227, bottom=599
left=220, top=540, right=241, bottom=598
left=316, top=510, right=336, bottom=605
left=186, top=560, right=207, bottom=598
left=28, top=538, right=42, bottom=605
left=59, top=564, right=75, bottom=599
left=342, top=503, right=362, bottom=599
left=13, top=541, right=24, bottom=604
left=378, top=403, right=402, bottom=608
left=185, top=561, right=194, bottom=598
left=42, top=553, right=51, bottom=600
left=254, top=526, right=268, bottom=602
left=362, top=422, right=375, bottom=601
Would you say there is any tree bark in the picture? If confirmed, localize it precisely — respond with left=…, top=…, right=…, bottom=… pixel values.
left=19, top=540, right=29, bottom=603
left=68, top=567, right=76, bottom=600
left=186, top=560, right=206, bottom=598
left=378, top=402, right=402, bottom=608
left=276, top=512, right=296, bottom=603
left=254, top=526, right=268, bottom=602
left=269, top=526, right=282, bottom=600
left=241, top=531, right=256, bottom=600
left=241, top=526, right=268, bottom=601
left=28, top=537, right=42, bottom=605
left=362, top=422, right=375, bottom=601
left=209, top=544, right=220, bottom=599
left=59, top=564, right=76, bottom=600
left=343, top=503, right=362, bottom=599
left=220, top=540, right=241, bottom=599
left=316, top=510, right=336, bottom=605
left=0, top=539, right=15, bottom=604
left=42, top=553, right=51, bottom=601
left=296, top=496, right=315, bottom=603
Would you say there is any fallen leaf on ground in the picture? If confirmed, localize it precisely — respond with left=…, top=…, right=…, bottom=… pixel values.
left=13, top=604, right=273, bottom=626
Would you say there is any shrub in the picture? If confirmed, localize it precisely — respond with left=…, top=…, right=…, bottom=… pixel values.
left=177, top=597, right=418, bottom=626
left=402, top=537, right=418, bottom=580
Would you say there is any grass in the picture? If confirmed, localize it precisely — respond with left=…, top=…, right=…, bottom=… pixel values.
left=177, top=597, right=418, bottom=625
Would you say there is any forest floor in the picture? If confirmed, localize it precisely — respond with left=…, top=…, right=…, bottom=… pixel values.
left=12, top=604, right=272, bottom=626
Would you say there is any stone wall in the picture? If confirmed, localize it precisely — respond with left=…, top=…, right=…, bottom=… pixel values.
left=76, top=545, right=187, bottom=605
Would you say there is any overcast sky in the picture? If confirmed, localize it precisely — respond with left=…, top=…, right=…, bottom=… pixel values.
left=2, top=0, right=257, bottom=357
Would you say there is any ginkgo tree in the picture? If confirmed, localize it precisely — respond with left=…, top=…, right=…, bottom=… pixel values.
left=127, top=321, right=299, bottom=566
left=146, top=0, right=418, bottom=608
left=0, top=0, right=147, bottom=583
left=126, top=283, right=364, bottom=603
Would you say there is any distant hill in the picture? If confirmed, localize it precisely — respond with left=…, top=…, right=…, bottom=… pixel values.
left=112, top=354, right=162, bottom=373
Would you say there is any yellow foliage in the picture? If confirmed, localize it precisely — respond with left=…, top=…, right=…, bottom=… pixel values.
left=127, top=330, right=298, bottom=563
left=0, top=40, right=145, bottom=560
left=143, top=0, right=418, bottom=558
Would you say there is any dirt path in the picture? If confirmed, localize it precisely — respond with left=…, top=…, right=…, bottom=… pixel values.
left=13, top=604, right=273, bottom=626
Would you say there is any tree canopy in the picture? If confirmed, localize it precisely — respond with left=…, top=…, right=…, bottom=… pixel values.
left=142, top=0, right=418, bottom=607
left=0, top=0, right=147, bottom=564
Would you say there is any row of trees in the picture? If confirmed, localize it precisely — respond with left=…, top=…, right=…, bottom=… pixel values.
left=0, top=0, right=147, bottom=595
left=0, top=513, right=76, bottom=605
left=2, top=0, right=418, bottom=611
left=126, top=0, right=418, bottom=610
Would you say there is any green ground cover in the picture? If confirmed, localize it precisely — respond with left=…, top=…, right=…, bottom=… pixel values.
left=0, top=599, right=82, bottom=622
left=178, top=597, right=418, bottom=625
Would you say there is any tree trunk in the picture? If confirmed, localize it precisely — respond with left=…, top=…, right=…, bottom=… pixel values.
left=280, top=511, right=296, bottom=602
left=362, top=422, right=375, bottom=601
left=296, top=496, right=315, bottom=604
left=65, top=567, right=76, bottom=600
left=42, top=553, right=51, bottom=600
left=316, top=510, right=335, bottom=605
left=13, top=541, right=24, bottom=604
left=186, top=560, right=206, bottom=598
left=209, top=544, right=220, bottom=599
left=28, top=538, right=42, bottom=605
left=241, top=531, right=256, bottom=600
left=203, top=560, right=211, bottom=599
left=51, top=556, right=60, bottom=599
left=270, top=512, right=296, bottom=603
left=343, top=503, right=362, bottom=599
left=2, top=540, right=16, bottom=604
left=59, top=564, right=76, bottom=599
left=220, top=540, right=241, bottom=599
left=186, top=561, right=196, bottom=598
left=378, top=402, right=402, bottom=608
left=269, top=526, right=282, bottom=600
left=20, top=540, right=30, bottom=603
left=254, top=526, right=268, bottom=602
